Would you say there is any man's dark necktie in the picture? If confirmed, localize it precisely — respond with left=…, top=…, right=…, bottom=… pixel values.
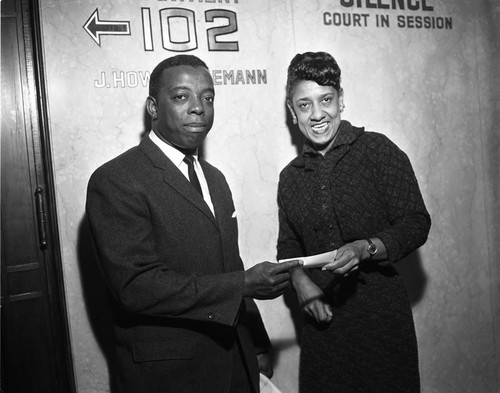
left=183, top=155, right=203, bottom=197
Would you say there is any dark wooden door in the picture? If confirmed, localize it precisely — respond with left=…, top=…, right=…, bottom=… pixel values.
left=1, top=0, right=76, bottom=392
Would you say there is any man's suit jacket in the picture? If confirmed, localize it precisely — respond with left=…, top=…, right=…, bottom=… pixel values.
left=86, top=134, right=270, bottom=393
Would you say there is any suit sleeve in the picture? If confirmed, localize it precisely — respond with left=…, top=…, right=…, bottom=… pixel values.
left=86, top=165, right=244, bottom=327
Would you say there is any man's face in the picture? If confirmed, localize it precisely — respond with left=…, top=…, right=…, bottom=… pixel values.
left=149, top=65, right=215, bottom=150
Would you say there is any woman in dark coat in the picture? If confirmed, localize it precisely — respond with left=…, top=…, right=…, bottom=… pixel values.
left=277, top=51, right=431, bottom=393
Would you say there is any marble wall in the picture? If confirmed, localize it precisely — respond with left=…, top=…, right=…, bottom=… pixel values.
left=39, top=0, right=499, bottom=392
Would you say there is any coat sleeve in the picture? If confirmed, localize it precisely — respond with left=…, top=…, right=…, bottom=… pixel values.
left=276, top=172, right=305, bottom=261
left=86, top=164, right=244, bottom=327
left=371, top=136, right=431, bottom=264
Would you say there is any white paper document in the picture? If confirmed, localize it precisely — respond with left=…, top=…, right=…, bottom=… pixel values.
left=279, top=249, right=337, bottom=268
left=259, top=373, right=283, bottom=393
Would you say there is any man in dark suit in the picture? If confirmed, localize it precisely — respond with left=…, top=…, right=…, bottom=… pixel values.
left=86, top=55, right=300, bottom=393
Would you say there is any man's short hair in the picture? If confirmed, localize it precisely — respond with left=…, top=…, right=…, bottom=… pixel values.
left=149, top=55, right=209, bottom=100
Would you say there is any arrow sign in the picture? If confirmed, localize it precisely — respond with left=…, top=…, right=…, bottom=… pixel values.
left=83, top=8, right=131, bottom=46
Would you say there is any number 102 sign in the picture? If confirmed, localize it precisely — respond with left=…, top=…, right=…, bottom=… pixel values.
left=142, top=7, right=238, bottom=52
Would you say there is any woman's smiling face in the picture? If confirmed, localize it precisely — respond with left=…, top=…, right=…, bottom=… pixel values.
left=288, top=80, right=344, bottom=154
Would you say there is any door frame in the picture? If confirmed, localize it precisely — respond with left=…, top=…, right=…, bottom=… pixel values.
left=1, top=0, right=77, bottom=391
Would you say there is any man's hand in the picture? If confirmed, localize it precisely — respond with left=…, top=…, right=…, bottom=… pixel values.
left=257, top=352, right=273, bottom=379
left=243, top=260, right=302, bottom=299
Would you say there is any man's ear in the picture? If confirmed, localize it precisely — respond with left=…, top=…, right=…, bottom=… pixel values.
left=286, top=101, right=298, bottom=125
left=146, top=96, right=158, bottom=120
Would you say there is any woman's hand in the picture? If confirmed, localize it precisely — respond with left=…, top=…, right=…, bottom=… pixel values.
left=291, top=269, right=333, bottom=324
left=321, top=240, right=367, bottom=275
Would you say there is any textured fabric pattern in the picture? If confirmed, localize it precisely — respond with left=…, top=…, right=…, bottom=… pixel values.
left=277, top=120, right=431, bottom=393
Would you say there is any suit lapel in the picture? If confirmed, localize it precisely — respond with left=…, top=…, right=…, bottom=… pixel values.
left=201, top=162, right=228, bottom=231
left=202, top=160, right=237, bottom=273
left=139, top=135, right=218, bottom=228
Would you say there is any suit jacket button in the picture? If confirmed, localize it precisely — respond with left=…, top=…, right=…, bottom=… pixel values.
left=208, top=313, right=214, bottom=320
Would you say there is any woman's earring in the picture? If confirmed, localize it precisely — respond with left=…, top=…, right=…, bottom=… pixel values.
left=293, top=118, right=297, bottom=124
left=340, top=104, right=345, bottom=113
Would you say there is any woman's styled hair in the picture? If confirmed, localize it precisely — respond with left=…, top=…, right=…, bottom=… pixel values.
left=286, top=51, right=342, bottom=100
left=149, top=55, right=209, bottom=101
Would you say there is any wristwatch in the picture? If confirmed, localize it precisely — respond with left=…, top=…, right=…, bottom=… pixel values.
left=366, top=238, right=378, bottom=257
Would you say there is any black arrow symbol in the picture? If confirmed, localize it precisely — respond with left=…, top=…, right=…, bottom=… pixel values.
left=83, top=8, right=131, bottom=47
